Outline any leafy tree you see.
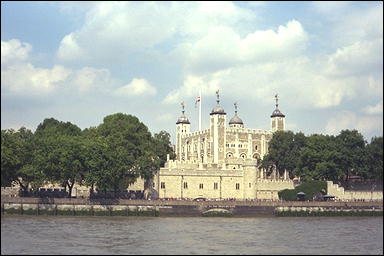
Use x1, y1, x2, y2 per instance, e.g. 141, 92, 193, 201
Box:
261, 131, 306, 177
364, 137, 383, 180
32, 118, 84, 196
34, 118, 81, 137
89, 113, 156, 192
295, 134, 343, 181
33, 135, 86, 197
153, 130, 175, 167
1, 128, 42, 191
336, 130, 366, 184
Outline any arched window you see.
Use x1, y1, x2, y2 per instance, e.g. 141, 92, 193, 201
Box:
240, 153, 246, 159
226, 152, 233, 158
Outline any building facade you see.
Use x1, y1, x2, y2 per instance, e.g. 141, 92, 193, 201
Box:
154, 92, 294, 200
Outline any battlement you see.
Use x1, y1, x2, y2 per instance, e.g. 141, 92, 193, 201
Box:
159, 167, 244, 177
226, 127, 272, 135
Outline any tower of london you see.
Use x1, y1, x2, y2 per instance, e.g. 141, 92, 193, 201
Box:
153, 92, 294, 200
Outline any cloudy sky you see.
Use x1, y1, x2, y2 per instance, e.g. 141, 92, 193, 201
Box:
1, 1, 383, 143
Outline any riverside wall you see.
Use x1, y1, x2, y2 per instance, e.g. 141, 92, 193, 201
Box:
1, 196, 383, 217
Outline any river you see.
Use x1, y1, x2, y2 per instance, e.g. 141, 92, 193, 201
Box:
1, 216, 382, 255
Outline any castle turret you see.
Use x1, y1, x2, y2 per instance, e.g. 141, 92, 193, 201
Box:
271, 94, 285, 132
229, 102, 244, 128
210, 90, 226, 164
176, 102, 190, 160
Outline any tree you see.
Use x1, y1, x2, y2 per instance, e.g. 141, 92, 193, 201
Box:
261, 131, 306, 177
32, 118, 84, 197
1, 127, 42, 191
336, 130, 366, 185
153, 131, 175, 167
364, 137, 383, 180
33, 135, 86, 197
89, 113, 156, 193
34, 118, 81, 137
295, 134, 344, 181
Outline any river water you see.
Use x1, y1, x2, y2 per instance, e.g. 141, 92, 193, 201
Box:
1, 216, 382, 255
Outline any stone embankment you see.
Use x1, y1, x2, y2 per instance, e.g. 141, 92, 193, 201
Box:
1, 196, 382, 217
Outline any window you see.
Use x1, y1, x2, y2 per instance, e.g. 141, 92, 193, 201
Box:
161, 182, 165, 189
199, 183, 204, 189
214, 182, 218, 190
240, 153, 246, 159
226, 143, 229, 147
255, 145, 258, 150
231, 144, 236, 147
236, 183, 240, 190
239, 144, 242, 148
183, 182, 188, 189
249, 183, 251, 188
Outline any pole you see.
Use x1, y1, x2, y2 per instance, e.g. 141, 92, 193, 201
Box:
199, 89, 202, 131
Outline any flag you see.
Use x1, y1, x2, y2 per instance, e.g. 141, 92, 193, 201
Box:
195, 96, 201, 108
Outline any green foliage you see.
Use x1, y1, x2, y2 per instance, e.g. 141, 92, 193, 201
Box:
260, 131, 307, 177
364, 137, 383, 180
278, 180, 326, 201
264, 129, 382, 183
1, 127, 39, 190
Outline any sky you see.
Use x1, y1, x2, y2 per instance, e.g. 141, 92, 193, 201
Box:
1, 1, 383, 143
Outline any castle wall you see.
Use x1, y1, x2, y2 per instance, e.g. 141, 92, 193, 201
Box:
327, 181, 383, 201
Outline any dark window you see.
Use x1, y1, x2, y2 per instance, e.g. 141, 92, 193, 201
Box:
236, 183, 240, 190
214, 183, 218, 190
199, 183, 204, 189
183, 182, 188, 189
161, 182, 165, 189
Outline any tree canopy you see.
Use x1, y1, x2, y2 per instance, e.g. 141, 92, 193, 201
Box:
262, 130, 382, 183
1, 113, 174, 196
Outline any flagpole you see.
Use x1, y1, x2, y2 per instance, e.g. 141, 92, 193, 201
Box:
199, 89, 202, 131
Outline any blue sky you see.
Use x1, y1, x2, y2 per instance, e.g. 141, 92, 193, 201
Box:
1, 1, 383, 143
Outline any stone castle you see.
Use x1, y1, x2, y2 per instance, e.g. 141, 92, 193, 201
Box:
153, 92, 294, 200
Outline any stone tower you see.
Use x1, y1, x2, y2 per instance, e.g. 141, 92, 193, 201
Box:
271, 94, 285, 132
229, 102, 244, 128
176, 102, 190, 160
210, 90, 226, 164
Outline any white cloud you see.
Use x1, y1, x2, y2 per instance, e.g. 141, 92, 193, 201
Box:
325, 111, 383, 137
57, 33, 86, 62
2, 39, 118, 96
71, 67, 112, 93
326, 39, 383, 77
56, 2, 256, 63
163, 55, 358, 109
179, 19, 308, 75
1, 39, 32, 67
113, 78, 157, 97
312, 2, 382, 47
362, 100, 383, 115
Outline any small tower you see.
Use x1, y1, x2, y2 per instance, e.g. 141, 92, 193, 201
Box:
271, 94, 285, 132
210, 90, 226, 164
176, 102, 190, 161
229, 102, 244, 128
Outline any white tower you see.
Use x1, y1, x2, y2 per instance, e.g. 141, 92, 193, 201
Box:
210, 90, 226, 164
271, 94, 285, 132
176, 102, 190, 161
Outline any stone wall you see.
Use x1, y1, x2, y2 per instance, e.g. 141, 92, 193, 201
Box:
327, 181, 383, 201
256, 179, 294, 191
